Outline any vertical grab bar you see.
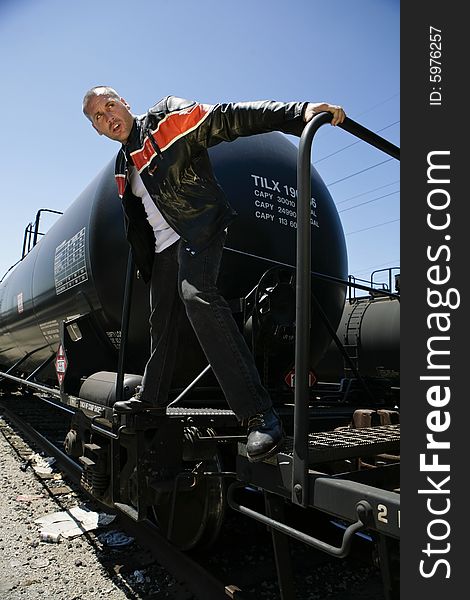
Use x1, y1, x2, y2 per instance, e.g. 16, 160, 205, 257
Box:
115, 248, 135, 403
292, 114, 400, 507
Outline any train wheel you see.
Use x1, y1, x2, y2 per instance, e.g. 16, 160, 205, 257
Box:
150, 428, 225, 551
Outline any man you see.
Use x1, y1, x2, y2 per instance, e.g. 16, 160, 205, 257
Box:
82, 87, 345, 462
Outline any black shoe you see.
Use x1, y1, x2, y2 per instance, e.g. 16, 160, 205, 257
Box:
113, 393, 154, 414
246, 408, 284, 462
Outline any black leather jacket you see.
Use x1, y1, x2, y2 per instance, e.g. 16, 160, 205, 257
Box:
115, 96, 308, 282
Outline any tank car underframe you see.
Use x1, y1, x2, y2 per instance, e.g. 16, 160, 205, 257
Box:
68, 406, 240, 551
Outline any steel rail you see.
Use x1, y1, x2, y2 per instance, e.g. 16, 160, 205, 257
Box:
0, 401, 82, 480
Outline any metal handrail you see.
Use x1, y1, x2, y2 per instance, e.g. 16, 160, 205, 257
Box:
32, 209, 63, 246
228, 482, 371, 558
371, 266, 400, 294
292, 114, 400, 507
0, 371, 61, 397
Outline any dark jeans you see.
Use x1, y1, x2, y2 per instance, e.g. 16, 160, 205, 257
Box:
140, 230, 272, 419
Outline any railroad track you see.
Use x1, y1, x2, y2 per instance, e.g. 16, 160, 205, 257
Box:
0, 391, 387, 600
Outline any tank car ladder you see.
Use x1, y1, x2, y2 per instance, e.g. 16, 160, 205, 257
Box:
342, 300, 368, 376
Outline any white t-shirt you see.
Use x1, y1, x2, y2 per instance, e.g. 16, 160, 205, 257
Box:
129, 167, 180, 253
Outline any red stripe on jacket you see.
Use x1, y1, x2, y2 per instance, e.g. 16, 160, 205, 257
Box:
115, 174, 126, 197
130, 104, 210, 172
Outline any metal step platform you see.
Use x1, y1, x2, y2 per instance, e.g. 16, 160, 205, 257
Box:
89, 406, 240, 439
283, 423, 400, 464
127, 406, 239, 429
238, 423, 400, 466
166, 406, 236, 418
236, 423, 400, 518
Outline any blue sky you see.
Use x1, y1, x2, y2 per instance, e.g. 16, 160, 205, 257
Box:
0, 0, 399, 283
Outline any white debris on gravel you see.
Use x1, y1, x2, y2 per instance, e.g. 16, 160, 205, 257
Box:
35, 505, 116, 541
28, 453, 56, 475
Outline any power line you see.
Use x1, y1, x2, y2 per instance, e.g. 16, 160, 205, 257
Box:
353, 259, 400, 277
345, 218, 400, 236
377, 120, 400, 134
338, 190, 399, 213
336, 180, 400, 205
326, 157, 394, 186
354, 93, 400, 118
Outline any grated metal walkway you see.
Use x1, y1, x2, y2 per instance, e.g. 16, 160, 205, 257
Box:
281, 424, 400, 464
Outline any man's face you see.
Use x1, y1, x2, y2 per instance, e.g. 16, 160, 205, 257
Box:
85, 93, 135, 143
